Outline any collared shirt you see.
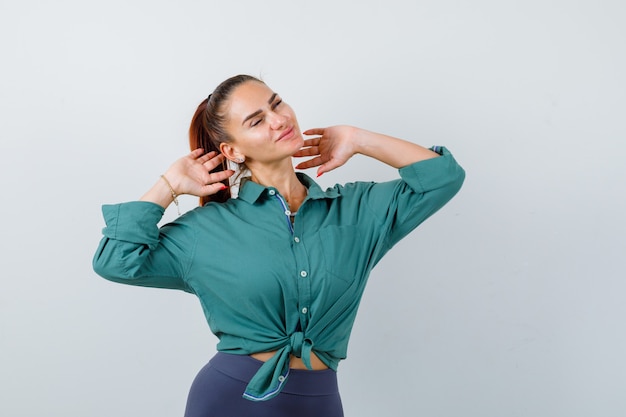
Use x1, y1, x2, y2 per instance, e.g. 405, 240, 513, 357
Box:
93, 146, 465, 401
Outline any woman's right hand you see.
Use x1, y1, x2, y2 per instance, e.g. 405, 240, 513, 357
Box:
163, 149, 234, 197
140, 149, 234, 208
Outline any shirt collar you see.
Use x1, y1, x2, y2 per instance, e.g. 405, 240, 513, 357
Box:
236, 172, 340, 204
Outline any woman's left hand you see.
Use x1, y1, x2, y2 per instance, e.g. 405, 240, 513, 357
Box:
293, 126, 359, 177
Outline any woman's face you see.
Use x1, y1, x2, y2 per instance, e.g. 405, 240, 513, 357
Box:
222, 81, 304, 165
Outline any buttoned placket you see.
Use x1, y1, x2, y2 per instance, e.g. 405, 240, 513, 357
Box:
269, 188, 312, 333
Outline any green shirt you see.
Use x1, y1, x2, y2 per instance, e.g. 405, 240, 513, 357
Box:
93, 146, 465, 401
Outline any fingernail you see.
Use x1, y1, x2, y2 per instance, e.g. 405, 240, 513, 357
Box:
220, 184, 227, 190
317, 172, 323, 178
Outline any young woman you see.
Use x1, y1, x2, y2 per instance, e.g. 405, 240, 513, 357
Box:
93, 74, 465, 417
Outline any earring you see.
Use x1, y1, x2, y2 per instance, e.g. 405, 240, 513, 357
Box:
235, 157, 245, 164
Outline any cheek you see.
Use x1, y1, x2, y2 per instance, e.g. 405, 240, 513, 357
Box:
284, 105, 298, 121
242, 132, 273, 154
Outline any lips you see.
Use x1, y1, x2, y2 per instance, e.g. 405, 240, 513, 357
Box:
277, 127, 294, 142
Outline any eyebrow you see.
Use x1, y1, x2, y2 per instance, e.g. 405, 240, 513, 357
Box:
242, 93, 278, 125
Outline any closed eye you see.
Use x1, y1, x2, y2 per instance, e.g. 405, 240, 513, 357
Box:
250, 99, 282, 127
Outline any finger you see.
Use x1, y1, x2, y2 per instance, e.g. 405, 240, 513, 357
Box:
292, 146, 319, 158
190, 148, 205, 158
208, 169, 235, 183
202, 153, 226, 171
199, 182, 229, 197
194, 168, 233, 192
295, 156, 324, 170
303, 128, 324, 136
196, 151, 217, 164
300, 137, 321, 147
317, 156, 345, 177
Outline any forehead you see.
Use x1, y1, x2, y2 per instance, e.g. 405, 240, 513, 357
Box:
225, 81, 274, 120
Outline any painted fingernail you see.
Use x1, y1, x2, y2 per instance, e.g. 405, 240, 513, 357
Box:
317, 172, 323, 178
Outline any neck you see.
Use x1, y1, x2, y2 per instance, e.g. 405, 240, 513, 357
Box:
249, 159, 308, 211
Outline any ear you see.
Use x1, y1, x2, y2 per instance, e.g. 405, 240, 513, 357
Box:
219, 142, 244, 162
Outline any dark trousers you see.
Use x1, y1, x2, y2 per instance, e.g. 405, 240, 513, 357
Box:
184, 352, 344, 417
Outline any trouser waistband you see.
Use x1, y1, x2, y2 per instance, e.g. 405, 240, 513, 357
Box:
210, 352, 339, 396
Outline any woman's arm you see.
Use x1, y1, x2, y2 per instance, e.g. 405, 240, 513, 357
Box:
93, 150, 234, 290
140, 149, 234, 208
294, 125, 465, 251
294, 125, 439, 176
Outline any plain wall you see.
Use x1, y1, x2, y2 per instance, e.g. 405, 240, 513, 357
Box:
1, 1, 625, 416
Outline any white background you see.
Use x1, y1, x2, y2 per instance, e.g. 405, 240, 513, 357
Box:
1, 1, 625, 416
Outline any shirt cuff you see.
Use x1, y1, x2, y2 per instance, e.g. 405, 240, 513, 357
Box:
398, 146, 465, 193
101, 201, 165, 247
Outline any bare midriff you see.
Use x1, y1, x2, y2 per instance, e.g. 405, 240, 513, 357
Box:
250, 350, 329, 370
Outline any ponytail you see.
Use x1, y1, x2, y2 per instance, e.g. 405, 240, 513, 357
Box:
189, 98, 231, 205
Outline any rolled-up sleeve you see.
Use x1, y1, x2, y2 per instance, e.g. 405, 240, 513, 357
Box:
361, 146, 465, 251
92, 201, 195, 292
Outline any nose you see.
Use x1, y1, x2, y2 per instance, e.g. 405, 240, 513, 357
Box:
269, 112, 287, 130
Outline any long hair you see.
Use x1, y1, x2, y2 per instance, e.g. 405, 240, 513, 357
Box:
189, 74, 263, 205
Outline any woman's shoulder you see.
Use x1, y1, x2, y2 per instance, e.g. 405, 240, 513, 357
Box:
187, 197, 242, 217
298, 172, 379, 198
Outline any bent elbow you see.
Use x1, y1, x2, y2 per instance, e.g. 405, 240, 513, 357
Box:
450, 164, 466, 195
92, 238, 129, 283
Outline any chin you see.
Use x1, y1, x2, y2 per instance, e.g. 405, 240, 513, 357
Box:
292, 137, 305, 152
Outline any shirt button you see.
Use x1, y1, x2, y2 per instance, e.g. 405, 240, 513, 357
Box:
278, 375, 286, 382
301, 307, 308, 314
294, 237, 300, 243
300, 270, 307, 278
268, 189, 276, 196
285, 210, 291, 216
